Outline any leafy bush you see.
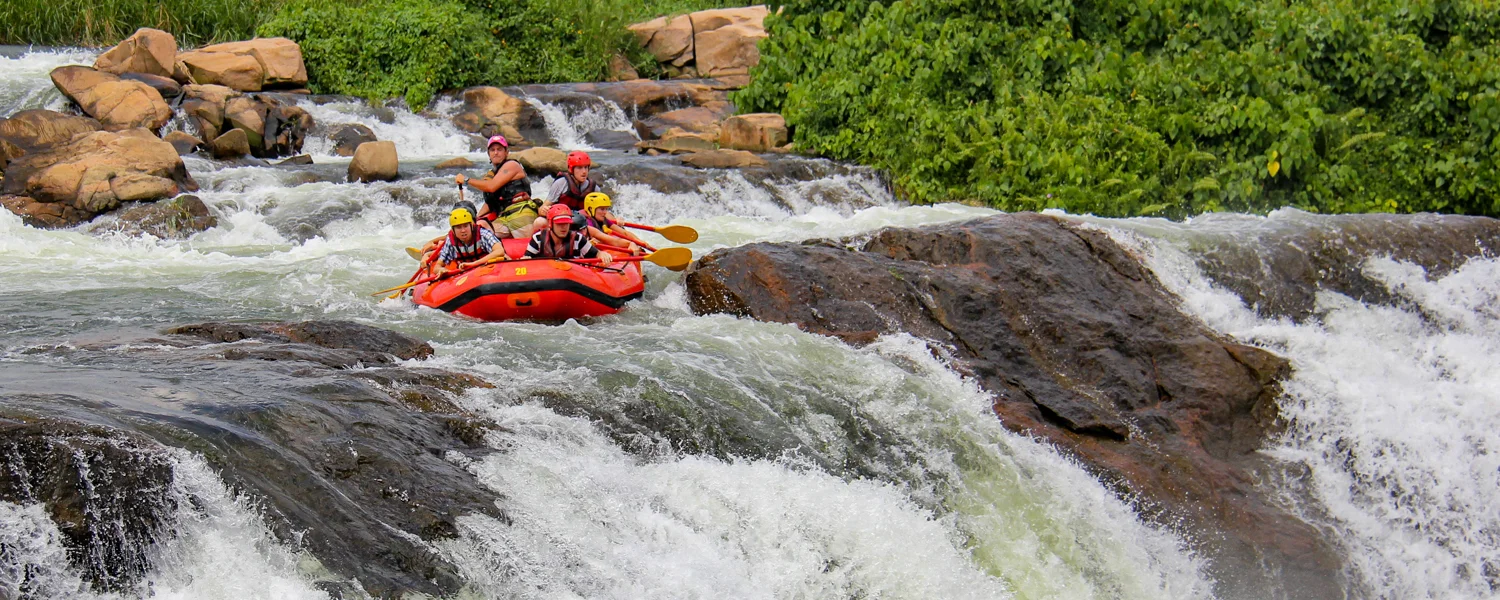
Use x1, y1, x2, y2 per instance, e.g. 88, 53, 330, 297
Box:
737, 0, 1500, 217
259, 0, 746, 110
0, 0, 281, 46
258, 0, 496, 110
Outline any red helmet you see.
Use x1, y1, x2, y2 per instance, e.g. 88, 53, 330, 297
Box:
547, 203, 574, 223
566, 151, 591, 169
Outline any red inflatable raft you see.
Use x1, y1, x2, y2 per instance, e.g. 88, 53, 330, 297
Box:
410, 238, 644, 321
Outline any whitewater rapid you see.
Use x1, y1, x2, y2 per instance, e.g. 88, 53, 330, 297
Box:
4, 47, 1498, 600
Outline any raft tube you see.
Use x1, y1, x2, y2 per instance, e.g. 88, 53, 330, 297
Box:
411, 238, 644, 321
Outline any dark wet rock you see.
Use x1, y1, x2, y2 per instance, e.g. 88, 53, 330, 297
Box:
582, 129, 639, 150
1, 321, 505, 598
683, 213, 1343, 599
276, 154, 313, 165
94, 194, 216, 238
329, 123, 376, 157
162, 130, 202, 155
638, 106, 725, 140
168, 320, 434, 362
1182, 212, 1500, 321
119, 72, 182, 100
0, 415, 176, 592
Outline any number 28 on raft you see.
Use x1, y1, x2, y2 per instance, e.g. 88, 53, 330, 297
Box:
515, 267, 528, 275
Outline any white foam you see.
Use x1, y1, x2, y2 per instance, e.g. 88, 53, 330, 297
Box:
523, 96, 636, 151
0, 48, 96, 115
1097, 217, 1500, 599
297, 99, 478, 160
0, 450, 334, 600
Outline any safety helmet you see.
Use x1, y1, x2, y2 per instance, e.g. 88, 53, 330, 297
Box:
453, 200, 477, 220
449, 208, 475, 227
547, 203, 574, 224
583, 192, 612, 216
566, 150, 591, 169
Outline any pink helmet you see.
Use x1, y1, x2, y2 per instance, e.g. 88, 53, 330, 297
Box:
487, 135, 508, 148
547, 203, 573, 223
566, 150, 591, 169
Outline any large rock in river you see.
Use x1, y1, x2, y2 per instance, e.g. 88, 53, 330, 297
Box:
0, 110, 101, 156
684, 213, 1344, 598
349, 140, 398, 183
1, 128, 198, 228
93, 27, 177, 79
49, 66, 172, 131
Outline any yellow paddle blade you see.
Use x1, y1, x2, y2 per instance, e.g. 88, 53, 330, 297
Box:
405, 247, 423, 260
652, 224, 698, 244
643, 247, 693, 272
370, 281, 420, 296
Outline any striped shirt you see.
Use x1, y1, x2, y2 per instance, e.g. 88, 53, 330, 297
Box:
524, 229, 598, 260
436, 226, 502, 264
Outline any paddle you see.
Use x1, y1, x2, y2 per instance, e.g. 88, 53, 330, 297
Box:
406, 247, 423, 260
621, 222, 698, 244
370, 248, 693, 296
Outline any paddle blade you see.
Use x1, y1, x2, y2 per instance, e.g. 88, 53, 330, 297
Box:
652, 224, 698, 244
643, 247, 693, 272
405, 247, 423, 260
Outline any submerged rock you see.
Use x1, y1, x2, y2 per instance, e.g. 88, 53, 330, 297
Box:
329, 123, 376, 157
0, 417, 177, 593
94, 194, 216, 238
2, 320, 502, 597
683, 213, 1343, 598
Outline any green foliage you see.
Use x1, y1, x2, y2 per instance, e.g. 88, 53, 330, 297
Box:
0, 0, 280, 46
259, 0, 746, 110
737, 0, 1500, 217
259, 0, 495, 110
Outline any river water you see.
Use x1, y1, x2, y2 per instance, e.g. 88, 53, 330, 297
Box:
2, 49, 1498, 600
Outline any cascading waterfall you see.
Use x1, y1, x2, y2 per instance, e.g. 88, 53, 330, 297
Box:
1092, 211, 1500, 599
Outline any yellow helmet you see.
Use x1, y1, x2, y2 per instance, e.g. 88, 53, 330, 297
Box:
583, 192, 612, 216
448, 208, 475, 227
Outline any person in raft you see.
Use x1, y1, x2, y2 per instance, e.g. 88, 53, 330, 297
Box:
525, 204, 613, 267
527, 149, 597, 233
420, 207, 508, 276
580, 192, 650, 255
456, 135, 538, 238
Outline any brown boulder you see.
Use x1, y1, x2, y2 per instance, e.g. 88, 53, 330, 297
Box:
223, 96, 267, 149
0, 110, 101, 152
511, 147, 566, 175
276, 154, 314, 166
434, 157, 474, 170
639, 106, 725, 140
210, 128, 250, 159
348, 140, 398, 183
163, 131, 203, 155
629, 15, 696, 66
690, 5, 769, 31
93, 28, 177, 78
178, 51, 264, 92
636, 129, 717, 154
1, 129, 197, 226
196, 38, 308, 87
49, 66, 172, 131
718, 113, 788, 152
680, 149, 767, 169
694, 21, 769, 77
683, 214, 1344, 598
449, 86, 538, 145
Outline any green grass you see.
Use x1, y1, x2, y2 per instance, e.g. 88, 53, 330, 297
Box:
0, 0, 284, 47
